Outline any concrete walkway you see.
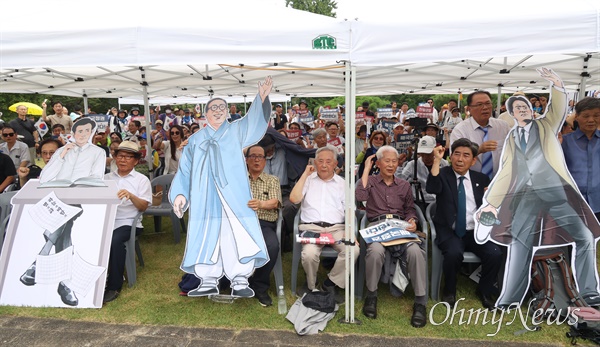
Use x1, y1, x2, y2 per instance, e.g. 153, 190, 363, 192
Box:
0, 316, 563, 346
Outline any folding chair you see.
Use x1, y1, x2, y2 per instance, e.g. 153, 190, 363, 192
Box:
290, 207, 362, 299
124, 211, 145, 287
356, 204, 428, 299
427, 202, 480, 301
145, 174, 182, 243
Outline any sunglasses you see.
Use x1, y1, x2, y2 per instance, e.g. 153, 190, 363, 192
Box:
373, 136, 385, 141
170, 131, 180, 135
2, 133, 15, 137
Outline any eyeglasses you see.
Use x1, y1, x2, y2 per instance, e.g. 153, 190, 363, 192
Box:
469, 102, 493, 109
208, 104, 227, 111
41, 151, 56, 157
247, 154, 266, 160
116, 154, 136, 160
170, 131, 180, 135
373, 136, 385, 141
2, 133, 15, 137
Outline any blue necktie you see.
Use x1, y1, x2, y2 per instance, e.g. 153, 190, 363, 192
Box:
519, 127, 527, 152
456, 176, 466, 238
480, 126, 493, 178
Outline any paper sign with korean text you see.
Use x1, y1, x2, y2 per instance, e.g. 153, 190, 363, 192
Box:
359, 219, 418, 244
377, 108, 394, 119
394, 134, 413, 155
286, 129, 303, 141
320, 109, 339, 123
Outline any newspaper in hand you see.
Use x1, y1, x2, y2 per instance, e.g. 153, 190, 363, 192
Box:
360, 219, 419, 244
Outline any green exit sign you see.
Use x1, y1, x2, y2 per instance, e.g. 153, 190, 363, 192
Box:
312, 35, 337, 50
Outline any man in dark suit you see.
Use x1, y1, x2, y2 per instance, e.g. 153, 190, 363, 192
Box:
426, 138, 503, 309
475, 68, 600, 308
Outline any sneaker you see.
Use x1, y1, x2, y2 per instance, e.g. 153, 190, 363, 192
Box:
255, 291, 273, 307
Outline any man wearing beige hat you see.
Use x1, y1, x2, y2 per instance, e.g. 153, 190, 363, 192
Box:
103, 141, 152, 303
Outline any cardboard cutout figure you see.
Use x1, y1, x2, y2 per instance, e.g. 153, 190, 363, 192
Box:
475, 68, 600, 308
0, 117, 118, 308
39, 118, 106, 187
170, 77, 273, 298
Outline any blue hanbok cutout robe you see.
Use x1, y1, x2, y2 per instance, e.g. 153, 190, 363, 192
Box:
169, 95, 271, 273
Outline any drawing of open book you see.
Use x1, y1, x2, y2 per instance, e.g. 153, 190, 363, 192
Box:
38, 177, 106, 188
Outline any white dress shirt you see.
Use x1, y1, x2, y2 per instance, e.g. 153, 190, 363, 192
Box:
300, 172, 345, 224
455, 170, 477, 230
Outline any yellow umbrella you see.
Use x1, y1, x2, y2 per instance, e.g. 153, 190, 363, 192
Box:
9, 102, 43, 116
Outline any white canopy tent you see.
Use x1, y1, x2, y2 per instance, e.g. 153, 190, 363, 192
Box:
1, 1, 599, 99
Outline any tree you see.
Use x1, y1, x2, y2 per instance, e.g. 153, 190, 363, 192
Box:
285, 0, 337, 18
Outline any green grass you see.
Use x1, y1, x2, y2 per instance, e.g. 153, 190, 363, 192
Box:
0, 216, 590, 346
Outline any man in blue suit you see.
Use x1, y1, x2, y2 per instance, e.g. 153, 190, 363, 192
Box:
426, 138, 503, 309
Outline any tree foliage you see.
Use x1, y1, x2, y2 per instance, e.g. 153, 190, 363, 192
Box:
285, 0, 337, 17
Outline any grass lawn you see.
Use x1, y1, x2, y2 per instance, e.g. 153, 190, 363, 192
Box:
0, 215, 590, 346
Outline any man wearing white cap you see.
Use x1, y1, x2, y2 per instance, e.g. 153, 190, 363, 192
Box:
397, 135, 448, 206
103, 141, 152, 303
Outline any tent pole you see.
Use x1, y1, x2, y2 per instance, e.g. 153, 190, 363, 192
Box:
578, 55, 590, 100
340, 61, 358, 325
496, 85, 502, 117
82, 91, 89, 115
142, 80, 153, 177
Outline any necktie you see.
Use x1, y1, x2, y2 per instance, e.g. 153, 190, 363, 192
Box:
456, 176, 466, 238
519, 127, 527, 152
480, 126, 493, 178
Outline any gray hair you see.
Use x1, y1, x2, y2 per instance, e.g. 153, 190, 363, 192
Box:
312, 128, 327, 138
376, 145, 398, 159
316, 144, 338, 158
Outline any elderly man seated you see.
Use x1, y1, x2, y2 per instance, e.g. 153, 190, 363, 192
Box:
245, 144, 282, 307
356, 145, 428, 328
290, 145, 359, 302
103, 141, 152, 303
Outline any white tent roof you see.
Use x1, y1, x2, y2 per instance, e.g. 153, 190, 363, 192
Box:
0, 0, 599, 98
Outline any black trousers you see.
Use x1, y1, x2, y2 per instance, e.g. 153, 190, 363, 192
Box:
249, 220, 280, 294
107, 225, 143, 291
438, 230, 503, 296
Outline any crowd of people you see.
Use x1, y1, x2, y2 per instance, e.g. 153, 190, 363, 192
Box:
0, 87, 599, 325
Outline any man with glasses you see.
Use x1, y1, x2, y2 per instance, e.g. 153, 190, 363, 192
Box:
245, 145, 282, 306
1, 125, 31, 170
170, 77, 273, 298
103, 141, 151, 303
450, 92, 510, 178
